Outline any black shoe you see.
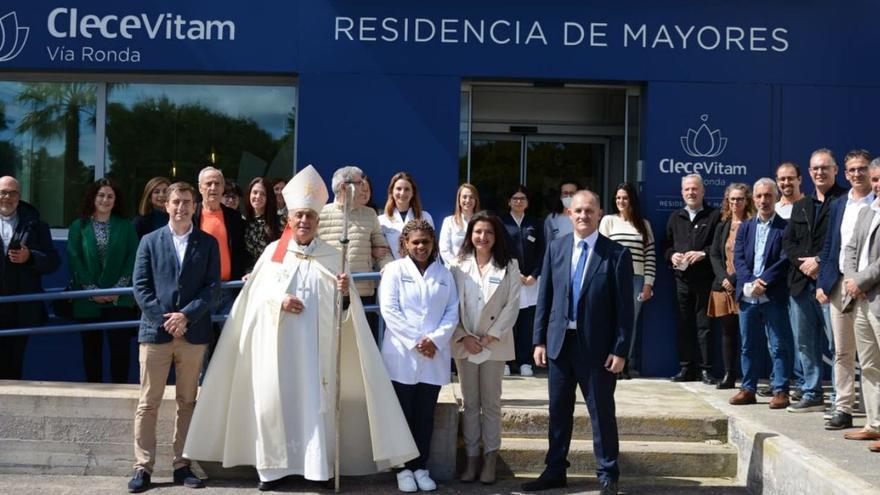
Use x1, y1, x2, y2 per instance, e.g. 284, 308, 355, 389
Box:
521, 472, 567, 491
600, 480, 619, 495
716, 371, 736, 389
700, 370, 717, 385
618, 363, 632, 380
825, 410, 854, 430
258, 477, 286, 492
128, 468, 151, 493
790, 388, 803, 401
670, 368, 697, 382
757, 385, 774, 397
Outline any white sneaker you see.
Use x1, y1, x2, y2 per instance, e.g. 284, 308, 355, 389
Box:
397, 469, 417, 493
520, 364, 534, 377
503, 365, 511, 376
413, 469, 437, 491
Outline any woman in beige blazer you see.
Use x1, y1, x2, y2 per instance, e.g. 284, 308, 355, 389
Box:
449, 211, 521, 484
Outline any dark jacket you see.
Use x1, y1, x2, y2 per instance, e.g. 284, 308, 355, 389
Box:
193, 202, 249, 280
67, 214, 139, 318
817, 192, 875, 295
133, 209, 169, 239
133, 226, 220, 345
0, 201, 60, 326
664, 204, 721, 282
781, 183, 847, 296
502, 213, 544, 279
709, 218, 737, 292
734, 215, 790, 303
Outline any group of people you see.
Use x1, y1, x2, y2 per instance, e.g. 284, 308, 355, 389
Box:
667, 149, 880, 455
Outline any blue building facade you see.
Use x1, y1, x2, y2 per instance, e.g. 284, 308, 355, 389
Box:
1, 1, 877, 380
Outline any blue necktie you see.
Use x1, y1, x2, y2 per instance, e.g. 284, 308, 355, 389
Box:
569, 240, 588, 321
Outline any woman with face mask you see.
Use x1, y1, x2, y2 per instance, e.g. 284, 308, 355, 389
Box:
543, 180, 581, 242
598, 182, 656, 379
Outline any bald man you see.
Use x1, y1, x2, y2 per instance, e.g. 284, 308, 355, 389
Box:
0, 176, 60, 379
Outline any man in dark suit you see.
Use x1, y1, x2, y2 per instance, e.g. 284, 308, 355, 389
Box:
0, 176, 60, 379
523, 190, 633, 495
817, 149, 875, 430
128, 181, 220, 493
729, 178, 793, 409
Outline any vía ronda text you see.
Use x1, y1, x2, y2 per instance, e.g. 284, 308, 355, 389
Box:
335, 17, 789, 52
47, 8, 235, 40
659, 159, 747, 176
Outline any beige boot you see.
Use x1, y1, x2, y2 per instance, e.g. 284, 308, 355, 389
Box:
479, 450, 498, 484
460, 455, 480, 482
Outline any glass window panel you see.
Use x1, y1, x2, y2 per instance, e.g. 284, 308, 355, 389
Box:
469, 135, 521, 214
105, 83, 296, 215
0, 81, 97, 228
526, 139, 605, 218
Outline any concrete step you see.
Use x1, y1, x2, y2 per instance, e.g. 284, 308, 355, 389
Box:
495, 437, 737, 478
500, 406, 728, 442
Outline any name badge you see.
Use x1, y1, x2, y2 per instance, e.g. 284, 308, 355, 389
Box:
527, 235, 536, 242
489, 276, 502, 284
438, 280, 448, 287
401, 275, 415, 283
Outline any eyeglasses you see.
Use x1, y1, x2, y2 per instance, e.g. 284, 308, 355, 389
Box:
511, 196, 528, 202
847, 166, 869, 176
728, 197, 746, 203
0, 190, 20, 198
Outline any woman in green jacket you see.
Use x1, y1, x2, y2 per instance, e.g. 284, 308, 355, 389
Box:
67, 178, 139, 383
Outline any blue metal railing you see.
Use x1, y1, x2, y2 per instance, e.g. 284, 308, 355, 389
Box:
0, 273, 384, 340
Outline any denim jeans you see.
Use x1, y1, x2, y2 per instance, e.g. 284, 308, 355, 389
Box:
790, 290, 827, 402
626, 275, 645, 369
739, 299, 794, 393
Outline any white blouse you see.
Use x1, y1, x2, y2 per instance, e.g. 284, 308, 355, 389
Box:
379, 208, 435, 259
379, 257, 459, 386
439, 215, 468, 265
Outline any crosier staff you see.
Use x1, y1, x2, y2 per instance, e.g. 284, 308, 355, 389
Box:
333, 181, 355, 493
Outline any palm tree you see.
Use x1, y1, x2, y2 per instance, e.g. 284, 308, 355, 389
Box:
15, 82, 97, 224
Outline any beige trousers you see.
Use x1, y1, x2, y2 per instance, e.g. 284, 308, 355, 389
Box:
455, 359, 505, 457
133, 338, 206, 473
830, 281, 857, 414
854, 300, 880, 431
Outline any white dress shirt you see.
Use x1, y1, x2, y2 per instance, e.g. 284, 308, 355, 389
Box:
170, 224, 194, 266
379, 208, 435, 259
839, 190, 876, 273
0, 212, 18, 256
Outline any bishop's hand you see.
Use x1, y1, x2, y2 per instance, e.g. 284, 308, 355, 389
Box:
282, 294, 305, 314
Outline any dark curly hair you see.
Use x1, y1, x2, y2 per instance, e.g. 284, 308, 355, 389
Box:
398, 218, 439, 264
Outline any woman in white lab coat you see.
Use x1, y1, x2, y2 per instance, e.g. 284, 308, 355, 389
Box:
438, 183, 480, 265
379, 218, 459, 493
379, 172, 434, 258
448, 212, 521, 484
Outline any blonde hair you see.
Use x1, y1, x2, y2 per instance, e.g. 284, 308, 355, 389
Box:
453, 183, 481, 228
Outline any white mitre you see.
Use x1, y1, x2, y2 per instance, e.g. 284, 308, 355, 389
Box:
282, 164, 329, 212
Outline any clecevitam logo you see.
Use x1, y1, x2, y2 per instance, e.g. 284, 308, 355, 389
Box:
680, 114, 727, 158
0, 11, 29, 62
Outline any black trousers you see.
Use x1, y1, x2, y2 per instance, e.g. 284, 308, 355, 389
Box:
719, 313, 740, 374
0, 334, 28, 379
545, 331, 619, 483
674, 278, 713, 370
510, 305, 536, 369
392, 381, 441, 471
79, 306, 136, 383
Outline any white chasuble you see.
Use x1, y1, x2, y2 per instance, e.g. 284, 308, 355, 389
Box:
184, 238, 418, 481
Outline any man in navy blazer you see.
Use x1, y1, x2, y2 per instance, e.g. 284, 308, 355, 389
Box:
129, 181, 220, 493
523, 190, 633, 495
729, 178, 794, 409
816, 149, 874, 430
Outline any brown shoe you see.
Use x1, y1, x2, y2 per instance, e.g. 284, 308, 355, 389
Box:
769, 392, 790, 409
869, 441, 880, 452
729, 389, 757, 405
844, 429, 880, 441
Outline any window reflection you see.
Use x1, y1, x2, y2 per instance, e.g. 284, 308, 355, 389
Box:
105, 83, 295, 215
0, 81, 96, 227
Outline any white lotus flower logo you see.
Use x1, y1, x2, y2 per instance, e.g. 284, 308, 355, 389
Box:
0, 11, 29, 62
681, 114, 727, 158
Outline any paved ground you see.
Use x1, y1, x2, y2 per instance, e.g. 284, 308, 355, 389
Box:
0, 473, 746, 494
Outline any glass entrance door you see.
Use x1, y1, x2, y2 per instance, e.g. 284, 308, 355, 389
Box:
469, 133, 607, 217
